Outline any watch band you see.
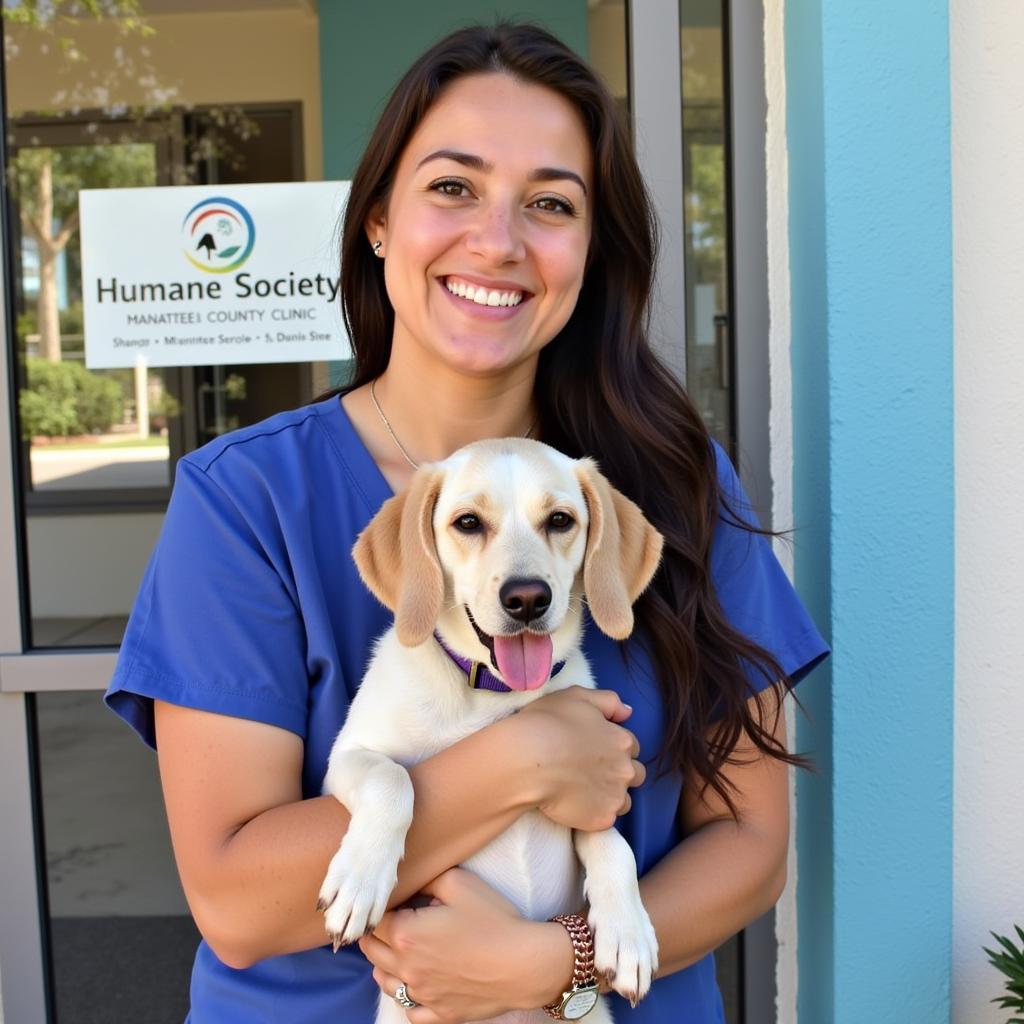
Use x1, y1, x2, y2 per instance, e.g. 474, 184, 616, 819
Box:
542, 913, 598, 1020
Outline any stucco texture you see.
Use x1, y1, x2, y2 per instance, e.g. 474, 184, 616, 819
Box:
951, 3, 1024, 1022
788, 0, 954, 1021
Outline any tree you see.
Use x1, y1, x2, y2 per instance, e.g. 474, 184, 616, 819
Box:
12, 143, 155, 361
2, 1, 150, 35
5, 1, 154, 362
4, 0, 259, 365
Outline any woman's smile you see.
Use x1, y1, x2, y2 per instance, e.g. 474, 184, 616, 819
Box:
437, 275, 530, 321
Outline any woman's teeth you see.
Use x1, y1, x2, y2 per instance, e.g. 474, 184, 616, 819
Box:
445, 278, 523, 307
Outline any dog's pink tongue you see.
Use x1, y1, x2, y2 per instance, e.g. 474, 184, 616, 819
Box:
493, 633, 554, 691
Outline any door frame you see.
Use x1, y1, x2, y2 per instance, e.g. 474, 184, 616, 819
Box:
630, 3, 778, 1023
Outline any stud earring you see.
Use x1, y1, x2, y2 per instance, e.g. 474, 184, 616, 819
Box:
372, 240, 383, 257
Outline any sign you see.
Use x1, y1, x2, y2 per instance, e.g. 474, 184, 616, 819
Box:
80, 181, 351, 368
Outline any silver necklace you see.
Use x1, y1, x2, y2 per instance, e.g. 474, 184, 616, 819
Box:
369, 378, 419, 469
368, 378, 536, 470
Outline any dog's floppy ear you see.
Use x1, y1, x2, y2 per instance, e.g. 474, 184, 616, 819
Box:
575, 459, 664, 640
352, 467, 445, 647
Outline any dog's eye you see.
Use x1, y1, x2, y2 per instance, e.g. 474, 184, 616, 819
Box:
547, 511, 575, 531
453, 513, 483, 533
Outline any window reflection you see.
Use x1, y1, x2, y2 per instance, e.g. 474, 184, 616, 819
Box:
13, 140, 169, 492
681, 0, 731, 447
588, 0, 629, 120
37, 691, 198, 1024
4, 1, 327, 648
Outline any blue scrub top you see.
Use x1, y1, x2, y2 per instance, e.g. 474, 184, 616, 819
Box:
106, 395, 829, 1023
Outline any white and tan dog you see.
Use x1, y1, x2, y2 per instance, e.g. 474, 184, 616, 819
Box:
319, 438, 663, 1023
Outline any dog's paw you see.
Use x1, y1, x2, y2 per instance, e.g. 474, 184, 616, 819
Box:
317, 828, 402, 950
588, 893, 659, 1006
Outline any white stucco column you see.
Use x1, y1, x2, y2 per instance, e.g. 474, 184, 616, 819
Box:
763, 0, 798, 1019
951, 3, 1024, 1022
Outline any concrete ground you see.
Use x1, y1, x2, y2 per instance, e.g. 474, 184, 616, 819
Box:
30, 446, 170, 491
38, 691, 194, 1023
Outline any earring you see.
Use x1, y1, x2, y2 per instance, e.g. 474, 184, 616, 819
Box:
372, 240, 383, 257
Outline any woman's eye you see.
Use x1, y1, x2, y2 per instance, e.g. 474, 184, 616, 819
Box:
547, 511, 575, 531
431, 179, 470, 198
454, 513, 482, 533
532, 196, 574, 215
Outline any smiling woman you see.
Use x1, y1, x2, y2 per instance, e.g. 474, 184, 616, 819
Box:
358, 72, 592, 394
100, 19, 828, 1024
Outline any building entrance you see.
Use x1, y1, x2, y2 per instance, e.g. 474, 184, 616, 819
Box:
0, 3, 768, 1021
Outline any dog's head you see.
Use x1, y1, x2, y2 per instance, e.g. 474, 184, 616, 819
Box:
353, 438, 664, 690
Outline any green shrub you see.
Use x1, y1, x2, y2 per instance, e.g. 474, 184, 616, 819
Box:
18, 388, 77, 438
19, 358, 124, 438
985, 925, 1024, 1023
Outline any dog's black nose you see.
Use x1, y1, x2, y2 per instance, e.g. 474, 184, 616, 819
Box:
499, 578, 552, 623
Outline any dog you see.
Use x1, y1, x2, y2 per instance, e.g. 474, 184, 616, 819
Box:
318, 437, 663, 1023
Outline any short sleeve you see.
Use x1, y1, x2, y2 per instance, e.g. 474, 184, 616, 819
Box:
105, 456, 310, 749
709, 442, 829, 694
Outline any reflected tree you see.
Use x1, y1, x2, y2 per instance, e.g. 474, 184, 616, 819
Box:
12, 144, 154, 361
4, 0, 260, 365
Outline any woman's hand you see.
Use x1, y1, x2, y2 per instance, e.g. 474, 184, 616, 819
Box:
513, 685, 646, 831
359, 868, 574, 1023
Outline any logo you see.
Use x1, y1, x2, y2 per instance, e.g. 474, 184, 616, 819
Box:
182, 196, 255, 273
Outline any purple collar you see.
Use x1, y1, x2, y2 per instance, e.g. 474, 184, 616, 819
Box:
433, 632, 566, 693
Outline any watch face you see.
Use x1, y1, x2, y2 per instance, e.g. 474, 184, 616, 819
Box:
562, 987, 599, 1020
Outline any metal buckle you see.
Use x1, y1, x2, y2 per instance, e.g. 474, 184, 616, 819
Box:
467, 661, 482, 689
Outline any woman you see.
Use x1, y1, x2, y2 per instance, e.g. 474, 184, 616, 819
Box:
106, 22, 828, 1023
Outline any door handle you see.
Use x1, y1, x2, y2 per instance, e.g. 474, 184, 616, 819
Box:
714, 313, 730, 389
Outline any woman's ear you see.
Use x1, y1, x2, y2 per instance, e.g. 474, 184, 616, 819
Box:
364, 201, 387, 254
575, 459, 664, 640
352, 467, 445, 646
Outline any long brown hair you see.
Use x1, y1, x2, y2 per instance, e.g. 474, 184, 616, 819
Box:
329, 22, 808, 814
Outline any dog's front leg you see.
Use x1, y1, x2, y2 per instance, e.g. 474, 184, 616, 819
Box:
318, 747, 414, 949
573, 828, 659, 1007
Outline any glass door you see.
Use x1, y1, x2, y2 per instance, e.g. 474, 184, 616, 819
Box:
0, 3, 329, 1020
681, 0, 732, 448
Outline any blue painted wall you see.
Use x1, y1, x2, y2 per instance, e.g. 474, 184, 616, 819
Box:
786, 1, 954, 1021
785, 1, 833, 1018
318, 3, 589, 180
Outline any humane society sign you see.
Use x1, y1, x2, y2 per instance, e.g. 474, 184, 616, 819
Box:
80, 181, 351, 368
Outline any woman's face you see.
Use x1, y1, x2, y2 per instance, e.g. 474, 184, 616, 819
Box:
370, 72, 593, 378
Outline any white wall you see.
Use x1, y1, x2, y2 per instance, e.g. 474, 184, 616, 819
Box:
951, 3, 1024, 1022
764, 1, 799, 1018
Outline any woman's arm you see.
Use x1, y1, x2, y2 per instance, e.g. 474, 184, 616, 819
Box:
636, 685, 790, 976
154, 686, 638, 970
358, 687, 791, 1021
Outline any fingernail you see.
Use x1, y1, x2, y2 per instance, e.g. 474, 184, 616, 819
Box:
623, 703, 633, 712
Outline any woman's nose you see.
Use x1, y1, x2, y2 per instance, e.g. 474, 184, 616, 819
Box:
465, 204, 526, 264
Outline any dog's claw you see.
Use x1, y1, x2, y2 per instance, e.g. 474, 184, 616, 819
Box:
588, 898, 658, 1006
316, 896, 331, 913
331, 934, 342, 954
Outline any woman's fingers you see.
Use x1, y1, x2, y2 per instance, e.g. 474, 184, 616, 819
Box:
406, 1007, 446, 1024
570, 686, 633, 723
372, 966, 401, 997
358, 931, 401, 974
515, 687, 647, 831
417, 865, 474, 903
372, 967, 442, 1023
632, 758, 646, 787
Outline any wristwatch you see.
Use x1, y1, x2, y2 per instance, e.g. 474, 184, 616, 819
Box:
542, 913, 600, 1020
